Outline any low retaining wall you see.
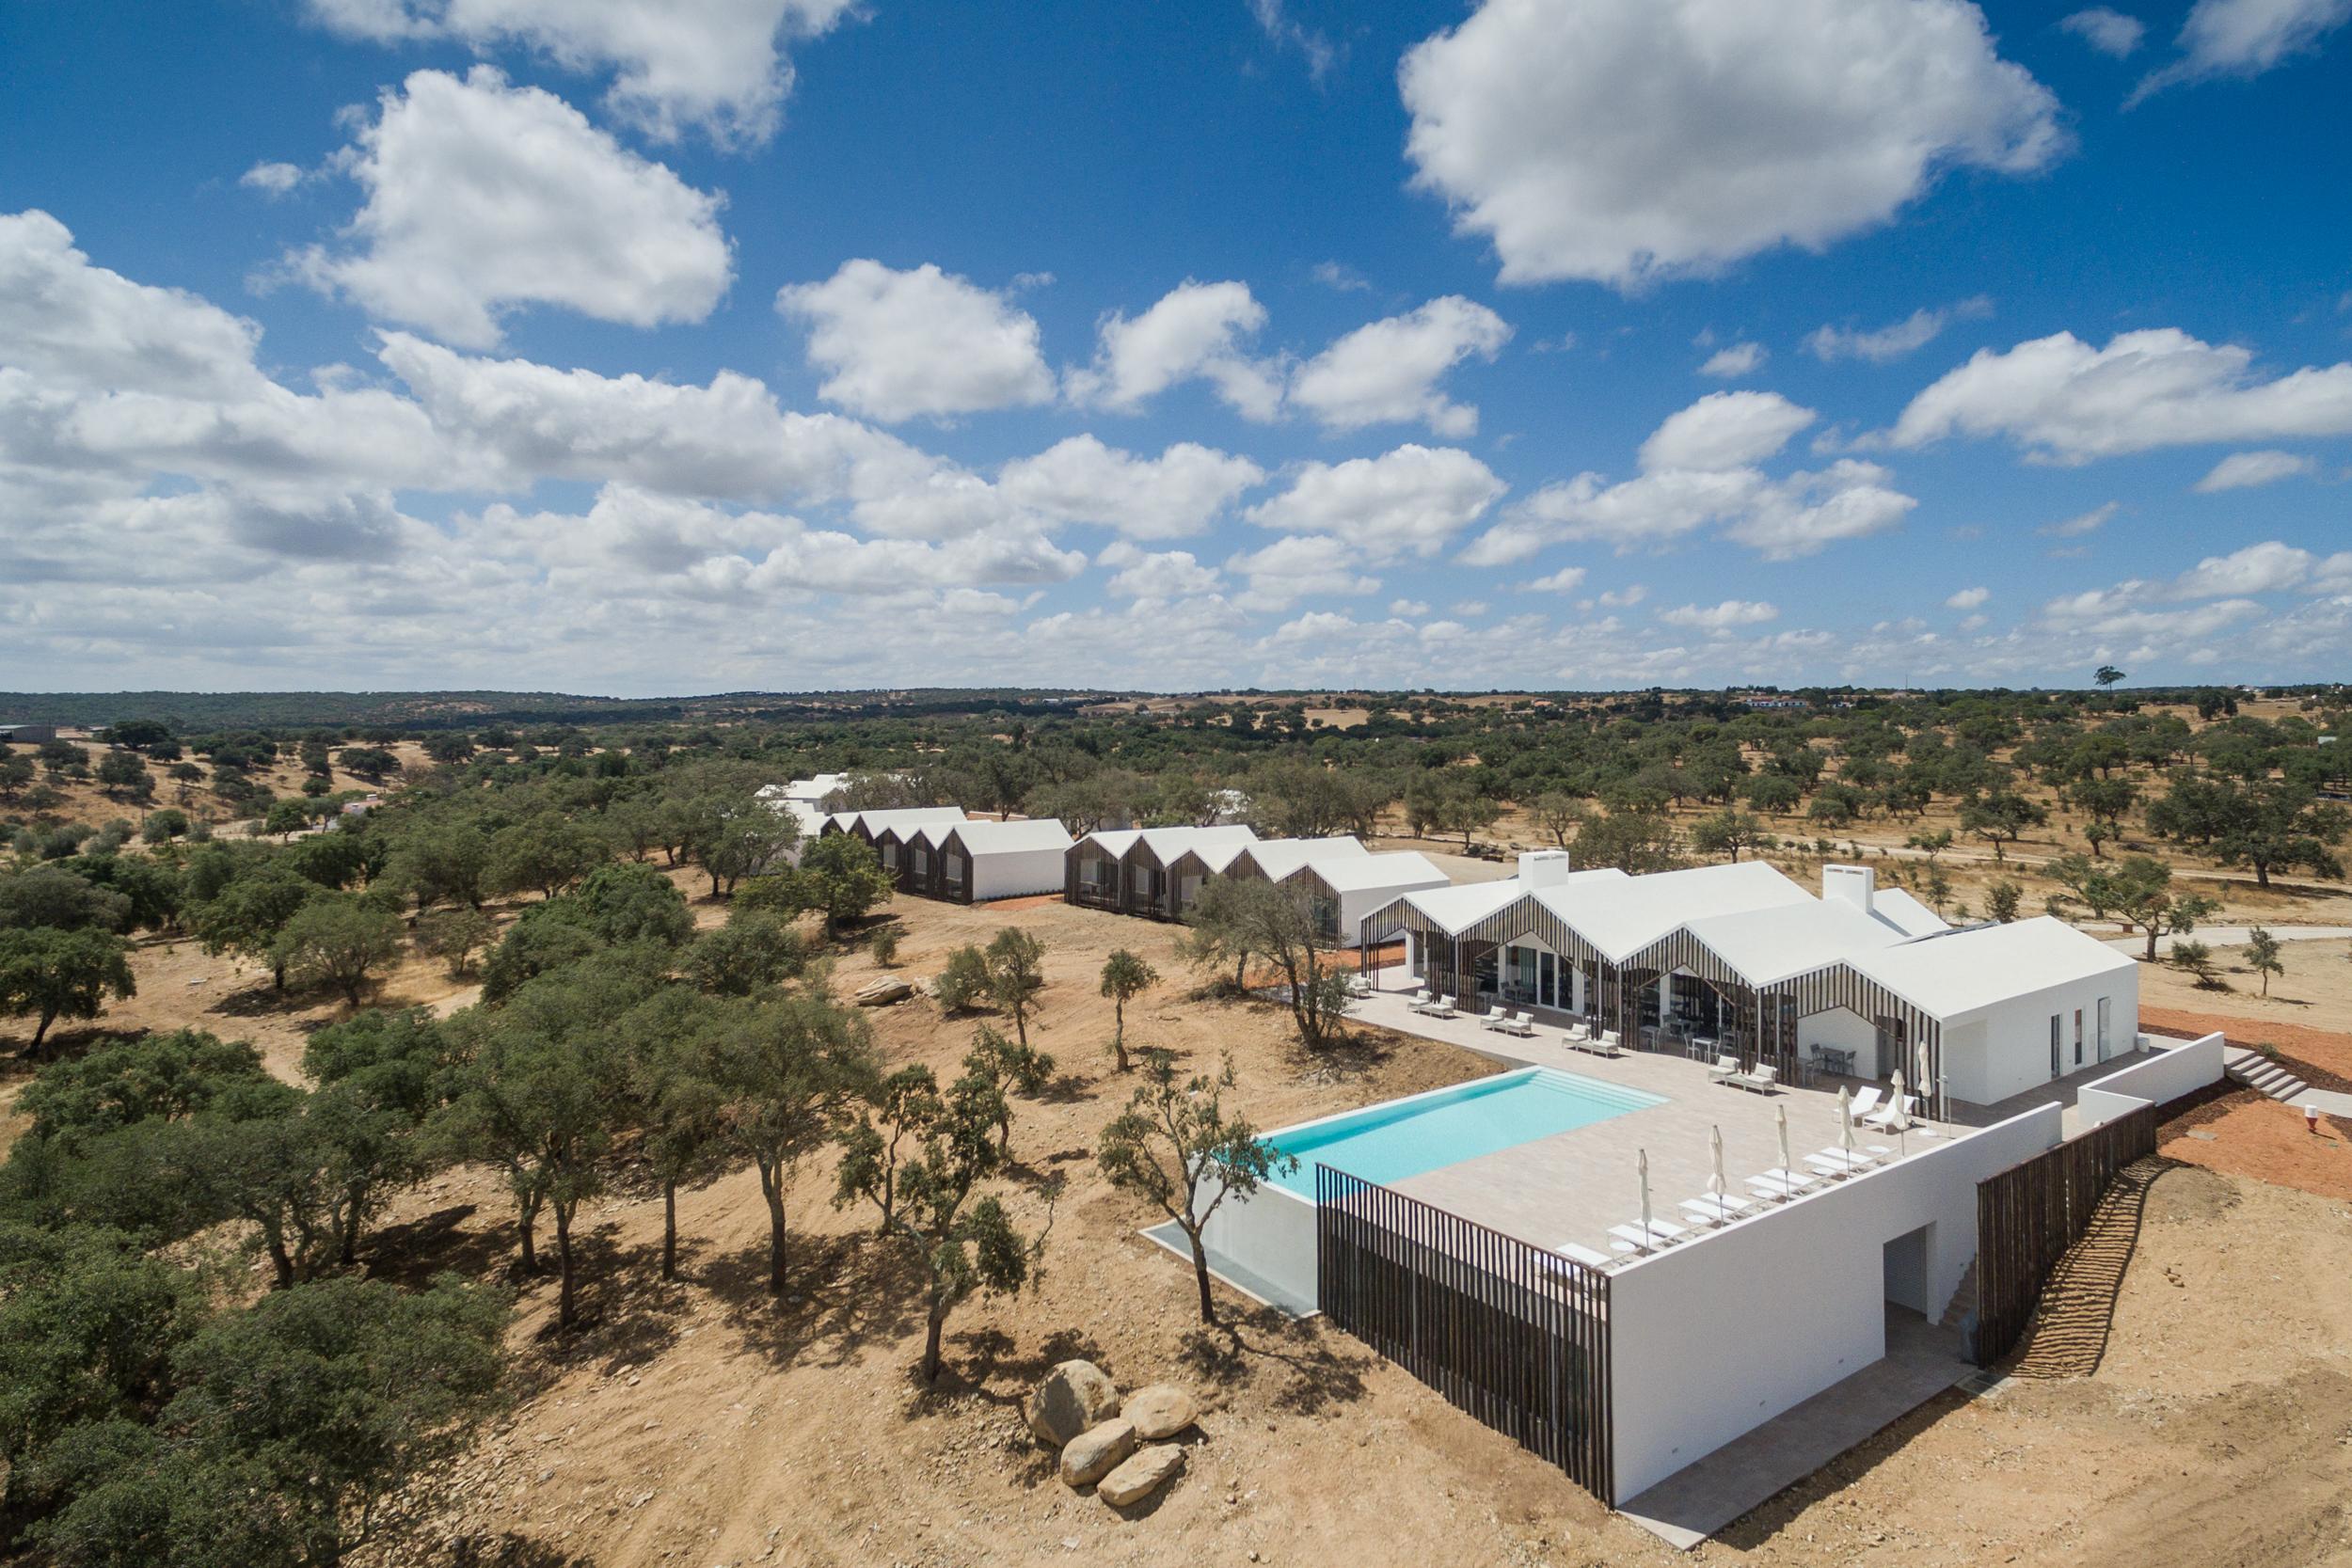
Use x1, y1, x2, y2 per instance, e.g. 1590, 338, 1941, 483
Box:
2075, 1031, 2227, 1128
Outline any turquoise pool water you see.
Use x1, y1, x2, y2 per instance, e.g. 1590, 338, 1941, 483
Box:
1266, 1069, 1663, 1196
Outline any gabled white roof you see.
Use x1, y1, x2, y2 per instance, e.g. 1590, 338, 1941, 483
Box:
1238, 835, 1371, 880
1677, 898, 1913, 987
1134, 825, 1259, 862
836, 805, 966, 836
946, 818, 1074, 855
1847, 916, 2136, 1022
1868, 887, 1948, 939
758, 772, 848, 804
1373, 866, 1626, 936
1535, 860, 1812, 962
1308, 849, 1450, 895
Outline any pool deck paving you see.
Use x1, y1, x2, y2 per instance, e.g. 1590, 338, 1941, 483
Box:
1343, 976, 1967, 1259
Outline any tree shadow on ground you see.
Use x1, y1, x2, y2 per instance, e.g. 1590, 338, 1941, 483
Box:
1178, 1307, 1375, 1418
364, 1202, 514, 1289
453, 1530, 598, 1567
209, 980, 320, 1020
2, 1022, 147, 1073
935, 1323, 1107, 1405
516, 1222, 699, 1377
701, 1227, 929, 1372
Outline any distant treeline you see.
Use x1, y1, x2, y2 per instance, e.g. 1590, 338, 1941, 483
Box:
0, 688, 1112, 730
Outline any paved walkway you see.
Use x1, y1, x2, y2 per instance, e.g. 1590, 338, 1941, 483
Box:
2100, 924, 2352, 957
1616, 1307, 1972, 1551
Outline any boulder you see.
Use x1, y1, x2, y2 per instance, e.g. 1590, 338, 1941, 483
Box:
1027, 1360, 1120, 1449
852, 977, 915, 1007
1098, 1444, 1185, 1508
1122, 1385, 1197, 1440
1057, 1418, 1136, 1488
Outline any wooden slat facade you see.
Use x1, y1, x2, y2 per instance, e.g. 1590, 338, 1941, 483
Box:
1063, 838, 1125, 911
1972, 1105, 2157, 1367
1317, 1164, 1613, 1503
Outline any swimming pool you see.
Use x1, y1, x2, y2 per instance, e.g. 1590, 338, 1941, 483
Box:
1264, 1068, 1664, 1196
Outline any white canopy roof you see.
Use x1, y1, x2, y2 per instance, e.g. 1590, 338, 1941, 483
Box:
1534, 860, 1812, 962
834, 805, 966, 836
1848, 916, 2137, 1022
1675, 897, 1914, 987
1310, 849, 1450, 895
945, 818, 1074, 855
1240, 835, 1372, 880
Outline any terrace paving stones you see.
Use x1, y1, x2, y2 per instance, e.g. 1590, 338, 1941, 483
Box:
1027, 1359, 1120, 1448
1058, 1418, 1137, 1487
1097, 1443, 1186, 1508
1122, 1385, 1198, 1440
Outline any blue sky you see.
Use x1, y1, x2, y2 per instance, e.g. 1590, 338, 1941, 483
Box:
3, 0, 2349, 695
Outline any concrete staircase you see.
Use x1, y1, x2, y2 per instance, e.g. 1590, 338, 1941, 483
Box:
1939, 1257, 1979, 1359
2224, 1045, 2311, 1104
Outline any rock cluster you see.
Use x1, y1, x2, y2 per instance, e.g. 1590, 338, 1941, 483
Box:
1025, 1359, 1198, 1511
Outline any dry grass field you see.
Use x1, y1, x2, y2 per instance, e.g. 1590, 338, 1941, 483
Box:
8, 867, 2352, 1567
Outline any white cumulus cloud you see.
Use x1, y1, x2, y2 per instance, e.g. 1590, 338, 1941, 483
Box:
1064, 279, 1282, 420
1247, 444, 1507, 559
301, 0, 859, 147
2132, 0, 2352, 103
1698, 342, 1766, 379
1659, 598, 1779, 633
777, 259, 1057, 423
287, 68, 734, 349
1804, 296, 1992, 364
2061, 8, 2147, 55
995, 435, 1263, 539
1887, 328, 2352, 462
1640, 390, 1816, 471
1289, 296, 1512, 436
2194, 449, 2320, 491
1398, 0, 2065, 287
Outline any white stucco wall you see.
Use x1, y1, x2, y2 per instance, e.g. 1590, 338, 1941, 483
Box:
1196, 1178, 1319, 1306
1801, 1006, 1878, 1068
2074, 1031, 2225, 1127
1605, 1105, 2063, 1504
968, 846, 1070, 901
1945, 969, 2139, 1107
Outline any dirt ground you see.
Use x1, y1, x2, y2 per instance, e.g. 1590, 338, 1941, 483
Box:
2137, 940, 2352, 1037
11, 884, 2352, 1566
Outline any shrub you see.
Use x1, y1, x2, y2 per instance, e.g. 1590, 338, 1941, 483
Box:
933, 944, 990, 1014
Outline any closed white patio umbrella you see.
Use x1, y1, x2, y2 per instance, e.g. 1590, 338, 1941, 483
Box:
1886, 1069, 1908, 1132
1839, 1085, 1857, 1157
1638, 1147, 1654, 1249
1708, 1124, 1727, 1202
1776, 1101, 1793, 1180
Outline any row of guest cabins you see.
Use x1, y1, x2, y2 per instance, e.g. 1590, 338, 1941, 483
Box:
764, 774, 1451, 937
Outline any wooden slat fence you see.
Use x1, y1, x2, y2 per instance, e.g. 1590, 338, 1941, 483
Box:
1315, 1165, 1613, 1502
1973, 1103, 2158, 1367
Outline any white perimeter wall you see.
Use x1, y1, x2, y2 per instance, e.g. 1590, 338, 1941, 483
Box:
1605, 1105, 2062, 1503
1197, 1177, 1319, 1305
2076, 1031, 2225, 1128
1946, 968, 2139, 1107
968, 846, 1069, 901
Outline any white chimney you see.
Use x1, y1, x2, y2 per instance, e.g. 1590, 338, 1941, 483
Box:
1518, 848, 1573, 890
1822, 863, 1875, 913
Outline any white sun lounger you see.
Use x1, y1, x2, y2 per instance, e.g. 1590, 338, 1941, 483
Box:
1679, 1194, 1754, 1226
1847, 1086, 1882, 1121
1864, 1095, 1918, 1131
1555, 1242, 1615, 1270
1728, 1063, 1780, 1094
1744, 1168, 1820, 1200
1706, 1053, 1743, 1085
1568, 1033, 1622, 1058
1608, 1219, 1687, 1252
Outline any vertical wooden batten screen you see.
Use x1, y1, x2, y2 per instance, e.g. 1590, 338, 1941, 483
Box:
1972, 1104, 2157, 1366
1315, 1164, 1613, 1503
